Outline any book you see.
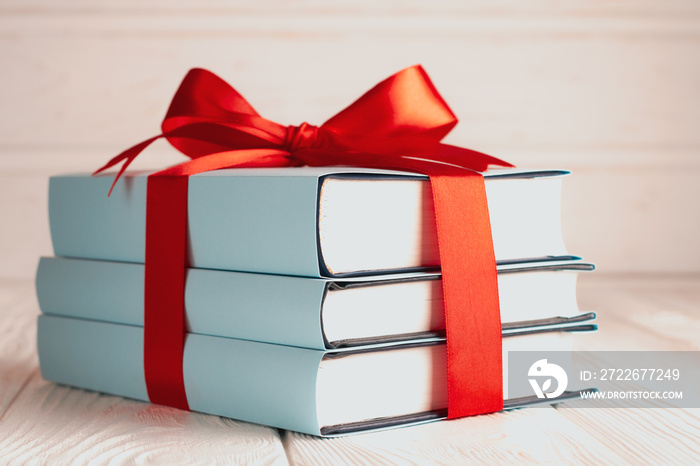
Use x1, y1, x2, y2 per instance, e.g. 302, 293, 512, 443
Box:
36, 256, 595, 350
37, 314, 593, 437
48, 167, 572, 277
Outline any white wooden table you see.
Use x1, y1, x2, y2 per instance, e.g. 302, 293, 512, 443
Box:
1, 274, 698, 464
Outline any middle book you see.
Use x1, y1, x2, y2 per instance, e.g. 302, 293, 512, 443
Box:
36, 256, 595, 350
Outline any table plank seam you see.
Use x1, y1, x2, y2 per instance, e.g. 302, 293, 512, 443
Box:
0, 367, 39, 423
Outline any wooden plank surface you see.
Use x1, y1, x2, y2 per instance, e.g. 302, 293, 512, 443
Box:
1, 274, 699, 463
0, 281, 290, 465
284, 407, 627, 465
0, 280, 38, 418
1, 12, 697, 153
575, 274, 700, 351
551, 273, 700, 465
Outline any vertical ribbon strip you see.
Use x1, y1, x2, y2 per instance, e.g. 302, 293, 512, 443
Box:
96, 66, 511, 419
431, 170, 503, 417
144, 174, 190, 410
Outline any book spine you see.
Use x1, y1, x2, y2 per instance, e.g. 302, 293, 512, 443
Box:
36, 257, 330, 350
49, 172, 324, 277
37, 315, 326, 436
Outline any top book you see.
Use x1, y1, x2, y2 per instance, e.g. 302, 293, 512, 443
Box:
49, 167, 571, 278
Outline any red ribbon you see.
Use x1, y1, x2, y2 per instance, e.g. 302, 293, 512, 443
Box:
96, 65, 511, 419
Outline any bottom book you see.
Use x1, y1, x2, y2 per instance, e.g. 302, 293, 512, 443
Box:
38, 315, 594, 437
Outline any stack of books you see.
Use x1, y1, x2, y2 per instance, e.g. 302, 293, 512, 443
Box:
36, 166, 596, 436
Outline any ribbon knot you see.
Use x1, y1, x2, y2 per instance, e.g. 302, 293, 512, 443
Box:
284, 122, 320, 153
95, 65, 510, 422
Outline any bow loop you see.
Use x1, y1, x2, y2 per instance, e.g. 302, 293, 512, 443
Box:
162, 69, 286, 160
164, 68, 260, 124
322, 65, 458, 141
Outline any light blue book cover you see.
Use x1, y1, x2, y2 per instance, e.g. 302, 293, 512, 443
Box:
36, 256, 595, 350
37, 315, 590, 437
48, 167, 571, 278
37, 315, 325, 435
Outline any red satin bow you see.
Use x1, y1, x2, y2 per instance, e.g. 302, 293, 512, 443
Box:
96, 65, 511, 420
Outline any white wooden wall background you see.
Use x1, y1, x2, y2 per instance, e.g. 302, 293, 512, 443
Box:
1, 0, 699, 278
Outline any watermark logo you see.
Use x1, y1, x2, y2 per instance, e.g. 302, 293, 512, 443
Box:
528, 359, 568, 399
509, 351, 698, 408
